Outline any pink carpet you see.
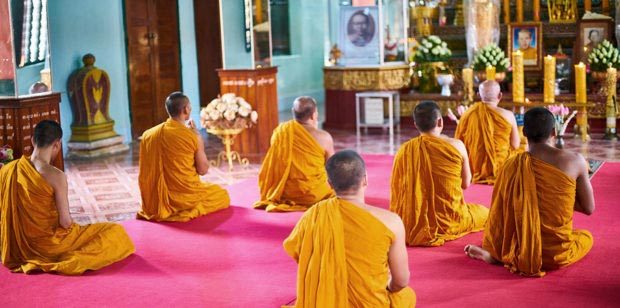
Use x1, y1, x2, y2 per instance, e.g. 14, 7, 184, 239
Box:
0, 155, 618, 307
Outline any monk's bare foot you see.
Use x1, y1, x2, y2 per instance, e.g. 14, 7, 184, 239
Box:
464, 244, 496, 264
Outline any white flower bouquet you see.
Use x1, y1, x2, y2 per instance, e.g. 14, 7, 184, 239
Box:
200, 93, 258, 130
472, 44, 510, 72
587, 40, 620, 72
412, 35, 452, 63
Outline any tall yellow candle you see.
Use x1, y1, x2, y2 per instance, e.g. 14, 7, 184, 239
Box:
606, 66, 617, 105
575, 62, 586, 103
584, 0, 591, 12
544, 55, 556, 103
503, 0, 510, 24
516, 0, 523, 22
512, 50, 524, 103
486, 65, 496, 82
462, 68, 474, 102
533, 0, 540, 22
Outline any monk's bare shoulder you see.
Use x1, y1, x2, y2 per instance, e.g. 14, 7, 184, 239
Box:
36, 163, 67, 189
366, 205, 405, 235
496, 107, 517, 125
440, 135, 468, 158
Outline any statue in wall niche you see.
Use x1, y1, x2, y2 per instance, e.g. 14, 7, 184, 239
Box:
66, 53, 128, 158
68, 54, 113, 127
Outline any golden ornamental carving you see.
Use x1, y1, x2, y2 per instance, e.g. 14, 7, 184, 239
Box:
323, 66, 410, 91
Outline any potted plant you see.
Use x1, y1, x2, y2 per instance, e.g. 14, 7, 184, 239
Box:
472, 43, 511, 82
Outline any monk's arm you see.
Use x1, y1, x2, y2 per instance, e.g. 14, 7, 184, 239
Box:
319, 130, 335, 161
452, 139, 472, 189
50, 170, 73, 229
189, 119, 209, 175
387, 215, 410, 293
508, 115, 521, 150
574, 156, 595, 215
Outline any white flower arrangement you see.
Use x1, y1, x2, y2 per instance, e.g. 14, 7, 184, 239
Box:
412, 35, 452, 63
472, 44, 510, 72
587, 40, 620, 72
200, 93, 258, 130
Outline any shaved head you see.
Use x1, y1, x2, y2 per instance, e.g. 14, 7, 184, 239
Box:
325, 150, 366, 194
479, 80, 501, 102
165, 91, 189, 117
292, 96, 317, 121
523, 107, 555, 143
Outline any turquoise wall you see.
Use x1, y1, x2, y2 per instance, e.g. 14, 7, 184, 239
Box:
272, 0, 327, 109
221, 0, 253, 69
48, 0, 200, 152
48, 0, 132, 151
220, 0, 327, 110
178, 0, 202, 124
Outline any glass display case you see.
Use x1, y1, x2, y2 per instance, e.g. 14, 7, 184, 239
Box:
327, 0, 409, 66
0, 0, 53, 97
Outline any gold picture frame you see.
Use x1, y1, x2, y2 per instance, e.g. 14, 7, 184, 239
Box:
574, 19, 614, 66
507, 22, 543, 72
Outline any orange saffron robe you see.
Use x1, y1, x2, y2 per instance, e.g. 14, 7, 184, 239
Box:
0, 157, 135, 275
482, 153, 593, 277
283, 197, 416, 308
137, 119, 230, 222
390, 136, 489, 246
455, 102, 515, 184
254, 121, 334, 212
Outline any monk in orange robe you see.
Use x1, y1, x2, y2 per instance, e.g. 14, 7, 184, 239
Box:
391, 102, 488, 247
284, 150, 415, 307
254, 96, 335, 212
465, 108, 595, 277
0, 120, 134, 275
455, 80, 520, 184
138, 92, 230, 222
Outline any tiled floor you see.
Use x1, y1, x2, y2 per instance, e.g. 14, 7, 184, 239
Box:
65, 110, 620, 224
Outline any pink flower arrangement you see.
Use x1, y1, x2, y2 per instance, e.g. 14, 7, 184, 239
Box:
446, 105, 469, 124
547, 104, 577, 136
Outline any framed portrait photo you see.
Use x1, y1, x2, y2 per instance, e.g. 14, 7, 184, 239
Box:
507, 22, 543, 71
575, 19, 614, 66
338, 6, 380, 66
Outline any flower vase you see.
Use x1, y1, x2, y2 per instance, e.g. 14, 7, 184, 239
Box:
206, 128, 250, 171
555, 135, 564, 149
416, 62, 445, 93
436, 74, 454, 96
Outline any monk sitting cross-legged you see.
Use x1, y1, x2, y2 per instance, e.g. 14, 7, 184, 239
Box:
284, 150, 416, 307
465, 107, 595, 277
455, 80, 520, 184
137, 91, 230, 222
391, 101, 488, 247
0, 120, 135, 275
254, 96, 335, 212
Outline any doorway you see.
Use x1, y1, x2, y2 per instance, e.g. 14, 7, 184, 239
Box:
124, 0, 181, 138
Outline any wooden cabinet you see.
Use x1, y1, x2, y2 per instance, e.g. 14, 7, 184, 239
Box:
0, 92, 63, 170
217, 67, 279, 162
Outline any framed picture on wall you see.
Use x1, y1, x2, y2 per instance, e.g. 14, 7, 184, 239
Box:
507, 22, 543, 71
338, 6, 380, 66
574, 19, 614, 66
